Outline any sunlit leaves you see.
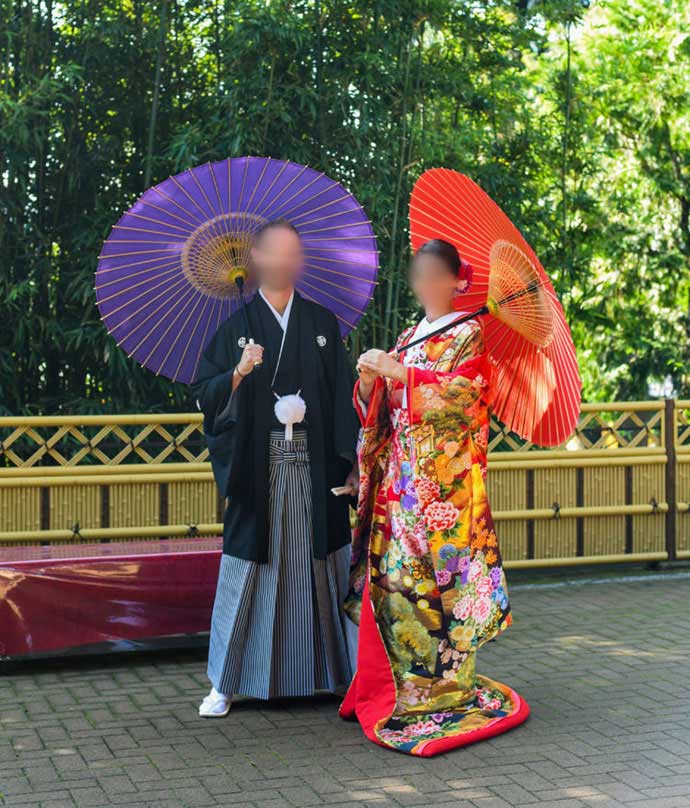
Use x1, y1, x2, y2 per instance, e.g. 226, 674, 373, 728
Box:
1, 0, 688, 412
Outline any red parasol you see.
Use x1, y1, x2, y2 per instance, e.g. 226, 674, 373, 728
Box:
409, 168, 581, 447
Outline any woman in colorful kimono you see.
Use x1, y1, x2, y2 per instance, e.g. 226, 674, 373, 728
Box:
340, 239, 529, 756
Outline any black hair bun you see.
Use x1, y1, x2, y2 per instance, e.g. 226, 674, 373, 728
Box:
415, 239, 473, 293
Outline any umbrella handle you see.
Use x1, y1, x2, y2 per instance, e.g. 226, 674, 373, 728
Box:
248, 337, 260, 368
234, 276, 261, 369
396, 280, 543, 356
234, 276, 252, 335
396, 304, 489, 355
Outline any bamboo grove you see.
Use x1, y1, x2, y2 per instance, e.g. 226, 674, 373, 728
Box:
1, 0, 689, 415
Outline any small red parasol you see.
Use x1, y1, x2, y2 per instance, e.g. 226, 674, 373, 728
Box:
409, 168, 581, 447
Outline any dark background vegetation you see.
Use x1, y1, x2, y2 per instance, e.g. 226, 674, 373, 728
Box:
2, 0, 689, 415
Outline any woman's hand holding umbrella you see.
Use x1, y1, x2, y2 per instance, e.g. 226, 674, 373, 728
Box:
356, 348, 406, 405
358, 349, 406, 382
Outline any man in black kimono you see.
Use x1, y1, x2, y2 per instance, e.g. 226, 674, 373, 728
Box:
192, 218, 360, 717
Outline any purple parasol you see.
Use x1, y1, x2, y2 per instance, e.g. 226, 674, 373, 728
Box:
96, 156, 379, 384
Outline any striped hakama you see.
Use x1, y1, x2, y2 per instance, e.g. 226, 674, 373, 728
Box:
207, 429, 355, 699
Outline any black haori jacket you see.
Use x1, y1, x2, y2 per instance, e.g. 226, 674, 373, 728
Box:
191, 292, 359, 563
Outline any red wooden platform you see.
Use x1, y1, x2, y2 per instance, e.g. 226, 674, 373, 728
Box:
0, 538, 222, 659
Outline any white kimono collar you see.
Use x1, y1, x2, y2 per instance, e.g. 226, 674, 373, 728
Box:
258, 288, 294, 332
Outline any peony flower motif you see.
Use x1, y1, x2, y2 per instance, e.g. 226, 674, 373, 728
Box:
408, 720, 438, 736
435, 568, 452, 587
391, 514, 406, 539
468, 559, 484, 582
413, 519, 427, 541
476, 689, 502, 711
379, 729, 408, 742
431, 712, 453, 723
452, 594, 473, 621
475, 576, 492, 597
472, 595, 492, 625
416, 477, 441, 510
400, 529, 428, 559
424, 501, 460, 532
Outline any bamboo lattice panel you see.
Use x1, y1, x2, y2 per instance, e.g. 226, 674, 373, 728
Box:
0, 403, 676, 563
0, 417, 208, 468
488, 403, 664, 453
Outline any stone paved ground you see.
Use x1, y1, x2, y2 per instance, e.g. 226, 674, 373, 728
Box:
2, 568, 690, 808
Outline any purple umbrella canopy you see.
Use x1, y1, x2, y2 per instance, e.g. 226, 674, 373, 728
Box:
96, 156, 379, 384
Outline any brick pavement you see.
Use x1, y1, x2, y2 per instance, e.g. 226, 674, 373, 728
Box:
2, 569, 690, 808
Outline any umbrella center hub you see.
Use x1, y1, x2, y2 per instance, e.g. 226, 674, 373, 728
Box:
181, 212, 266, 298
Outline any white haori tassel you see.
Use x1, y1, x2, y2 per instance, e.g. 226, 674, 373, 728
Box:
274, 391, 306, 441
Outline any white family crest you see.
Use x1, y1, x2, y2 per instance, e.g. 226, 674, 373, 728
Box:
238, 337, 247, 348
316, 335, 327, 347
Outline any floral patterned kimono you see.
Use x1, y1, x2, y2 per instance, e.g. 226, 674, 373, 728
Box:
340, 316, 529, 756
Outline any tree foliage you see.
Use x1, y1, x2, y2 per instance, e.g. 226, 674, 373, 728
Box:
1, 0, 689, 414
